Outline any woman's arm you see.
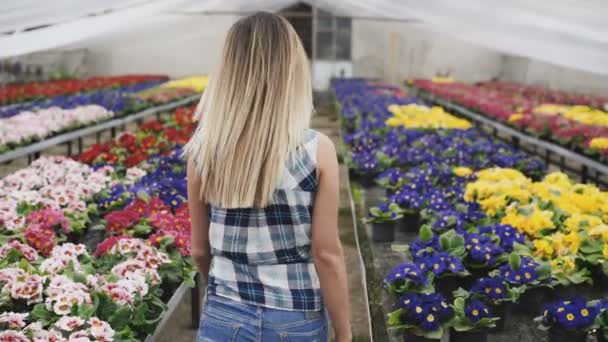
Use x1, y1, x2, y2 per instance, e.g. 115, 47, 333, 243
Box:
312, 134, 352, 341
187, 157, 212, 279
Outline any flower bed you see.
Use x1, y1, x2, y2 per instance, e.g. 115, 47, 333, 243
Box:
0, 75, 168, 107
336, 78, 608, 341
0, 106, 114, 153
0, 80, 162, 119
411, 79, 608, 164
76, 106, 196, 168
0, 104, 197, 340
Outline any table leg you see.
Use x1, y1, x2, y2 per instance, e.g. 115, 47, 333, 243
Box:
191, 273, 201, 329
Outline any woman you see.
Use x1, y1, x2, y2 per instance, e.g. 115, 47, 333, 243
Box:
184, 12, 351, 342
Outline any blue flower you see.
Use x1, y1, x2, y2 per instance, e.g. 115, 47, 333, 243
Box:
499, 257, 539, 285
398, 293, 421, 311
390, 190, 423, 210
431, 210, 465, 232
465, 299, 492, 323
410, 235, 441, 257
542, 298, 599, 330
385, 263, 427, 286
413, 252, 464, 276
419, 310, 441, 331
470, 277, 508, 302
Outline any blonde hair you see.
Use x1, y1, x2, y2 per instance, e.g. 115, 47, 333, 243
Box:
184, 12, 313, 208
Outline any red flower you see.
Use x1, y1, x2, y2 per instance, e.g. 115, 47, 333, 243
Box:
140, 120, 163, 132
103, 153, 119, 164
104, 210, 141, 233
125, 198, 148, 218
95, 235, 129, 257
141, 135, 157, 149
25, 224, 56, 256
147, 197, 170, 215
118, 133, 137, 149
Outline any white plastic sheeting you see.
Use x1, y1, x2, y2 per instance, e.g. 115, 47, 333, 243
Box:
0, 0, 188, 58
0, 0, 607, 74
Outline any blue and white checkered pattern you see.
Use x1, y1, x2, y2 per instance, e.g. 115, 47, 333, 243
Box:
207, 129, 322, 311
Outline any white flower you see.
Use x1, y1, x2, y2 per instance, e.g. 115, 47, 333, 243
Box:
0, 330, 29, 342
55, 316, 85, 332
89, 318, 115, 341
69, 330, 92, 342
0, 312, 28, 329
53, 300, 72, 316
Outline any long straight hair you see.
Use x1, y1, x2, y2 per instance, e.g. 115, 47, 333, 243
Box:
184, 12, 313, 208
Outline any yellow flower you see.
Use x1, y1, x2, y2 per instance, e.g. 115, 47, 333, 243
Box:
431, 77, 455, 83
384, 104, 472, 130
533, 239, 554, 258
564, 214, 603, 233
161, 75, 209, 92
563, 232, 581, 254
453, 166, 473, 177
480, 196, 507, 217
589, 138, 608, 150
508, 113, 524, 123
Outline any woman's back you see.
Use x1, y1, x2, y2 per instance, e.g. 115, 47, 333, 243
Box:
185, 11, 351, 342
207, 129, 322, 311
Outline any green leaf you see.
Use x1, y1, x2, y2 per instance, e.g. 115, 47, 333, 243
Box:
109, 306, 133, 330
423, 326, 444, 339
31, 304, 54, 325
440, 234, 450, 251
369, 207, 382, 217
387, 309, 404, 326
509, 253, 521, 270
453, 297, 465, 314
420, 225, 433, 243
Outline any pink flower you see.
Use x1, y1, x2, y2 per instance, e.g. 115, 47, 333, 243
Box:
68, 330, 92, 342
55, 316, 85, 332
0, 240, 39, 262
0, 312, 28, 329
0, 330, 29, 342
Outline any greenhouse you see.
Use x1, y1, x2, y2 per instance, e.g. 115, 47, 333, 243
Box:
1, 1, 607, 341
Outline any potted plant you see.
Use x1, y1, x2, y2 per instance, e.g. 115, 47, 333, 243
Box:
449, 297, 499, 342
346, 150, 390, 188
535, 298, 600, 342
364, 202, 403, 242
390, 189, 423, 233
594, 299, 608, 342
387, 292, 453, 341
457, 275, 520, 332
385, 263, 434, 296
375, 168, 405, 198
492, 253, 552, 314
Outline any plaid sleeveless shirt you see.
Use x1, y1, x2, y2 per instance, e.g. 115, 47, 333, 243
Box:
207, 129, 322, 311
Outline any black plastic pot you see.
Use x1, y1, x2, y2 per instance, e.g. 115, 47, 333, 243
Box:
399, 212, 420, 233
403, 332, 435, 342
509, 287, 549, 315
597, 331, 607, 342
547, 328, 587, 342
365, 185, 386, 204
349, 171, 377, 188
372, 221, 396, 242
435, 276, 465, 301
450, 330, 488, 342
490, 303, 509, 332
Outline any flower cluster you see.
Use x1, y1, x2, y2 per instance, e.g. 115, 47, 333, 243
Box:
0, 105, 113, 148
0, 156, 112, 231
394, 292, 453, 331
412, 79, 608, 164
539, 298, 599, 330
0, 240, 39, 262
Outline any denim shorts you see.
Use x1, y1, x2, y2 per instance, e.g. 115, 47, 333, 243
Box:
197, 295, 328, 342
